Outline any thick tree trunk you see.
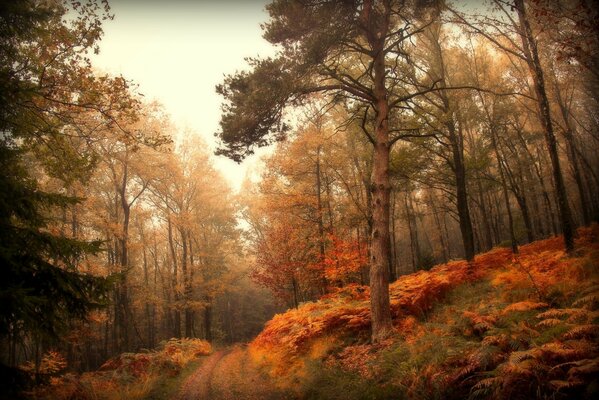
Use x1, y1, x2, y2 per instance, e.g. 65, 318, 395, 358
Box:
370, 137, 392, 341
533, 149, 558, 236
365, 2, 392, 341
181, 230, 193, 338
515, 0, 575, 252
291, 276, 299, 309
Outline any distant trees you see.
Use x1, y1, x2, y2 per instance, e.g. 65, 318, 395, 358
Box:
228, 0, 598, 342
0, 0, 277, 384
1, 0, 597, 387
0, 0, 133, 386
217, 0, 448, 341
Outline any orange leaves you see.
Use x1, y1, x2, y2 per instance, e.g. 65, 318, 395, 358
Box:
321, 234, 367, 283
253, 223, 317, 302
322, 283, 369, 301
326, 344, 377, 378
252, 232, 517, 363
253, 226, 368, 305
462, 311, 497, 336
250, 226, 599, 397
99, 338, 211, 378
20, 351, 67, 375
36, 338, 212, 399
490, 227, 599, 300
502, 301, 548, 314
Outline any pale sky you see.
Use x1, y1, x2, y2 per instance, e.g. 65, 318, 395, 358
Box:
93, 0, 276, 191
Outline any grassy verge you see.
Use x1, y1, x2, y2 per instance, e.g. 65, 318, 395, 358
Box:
143, 357, 204, 400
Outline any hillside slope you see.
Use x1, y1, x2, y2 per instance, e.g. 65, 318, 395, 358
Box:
250, 226, 599, 399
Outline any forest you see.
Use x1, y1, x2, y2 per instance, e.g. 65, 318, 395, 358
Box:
1, 0, 598, 399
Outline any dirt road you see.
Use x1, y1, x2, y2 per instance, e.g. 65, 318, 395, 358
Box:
178, 348, 231, 400
177, 345, 294, 400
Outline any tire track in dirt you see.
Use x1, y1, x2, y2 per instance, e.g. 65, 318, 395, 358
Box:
178, 348, 231, 400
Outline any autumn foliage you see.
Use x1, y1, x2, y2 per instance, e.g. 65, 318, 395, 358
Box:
26, 338, 211, 400
250, 226, 599, 398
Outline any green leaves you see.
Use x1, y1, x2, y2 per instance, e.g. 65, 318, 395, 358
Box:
0, 143, 111, 340
216, 57, 295, 162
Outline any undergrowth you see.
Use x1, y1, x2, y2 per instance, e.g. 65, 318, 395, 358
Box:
251, 225, 599, 399
25, 338, 211, 400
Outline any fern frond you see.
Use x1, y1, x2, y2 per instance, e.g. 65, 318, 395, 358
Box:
469, 376, 500, 400
502, 301, 548, 314
572, 293, 599, 309
578, 284, 599, 296
567, 357, 599, 379
537, 318, 563, 328
536, 308, 590, 323
561, 324, 599, 340
549, 379, 582, 391
509, 350, 534, 364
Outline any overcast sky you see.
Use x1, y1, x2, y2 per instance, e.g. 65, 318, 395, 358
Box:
93, 0, 275, 191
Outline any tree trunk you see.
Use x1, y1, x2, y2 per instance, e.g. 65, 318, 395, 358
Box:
554, 79, 591, 226
315, 145, 328, 294
140, 225, 151, 348
167, 215, 181, 338
118, 181, 131, 352
368, 22, 393, 340
203, 302, 212, 342
476, 173, 493, 251
491, 128, 518, 254
427, 21, 476, 261
181, 229, 193, 338
390, 191, 399, 278
405, 190, 420, 272
450, 124, 475, 261
515, 0, 575, 252
358, 2, 393, 341
188, 238, 196, 338
429, 190, 449, 262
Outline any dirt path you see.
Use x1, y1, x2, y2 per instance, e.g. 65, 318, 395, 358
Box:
178, 345, 294, 400
178, 348, 231, 400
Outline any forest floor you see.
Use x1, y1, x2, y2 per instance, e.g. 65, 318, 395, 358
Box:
25, 227, 599, 399
178, 344, 293, 400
